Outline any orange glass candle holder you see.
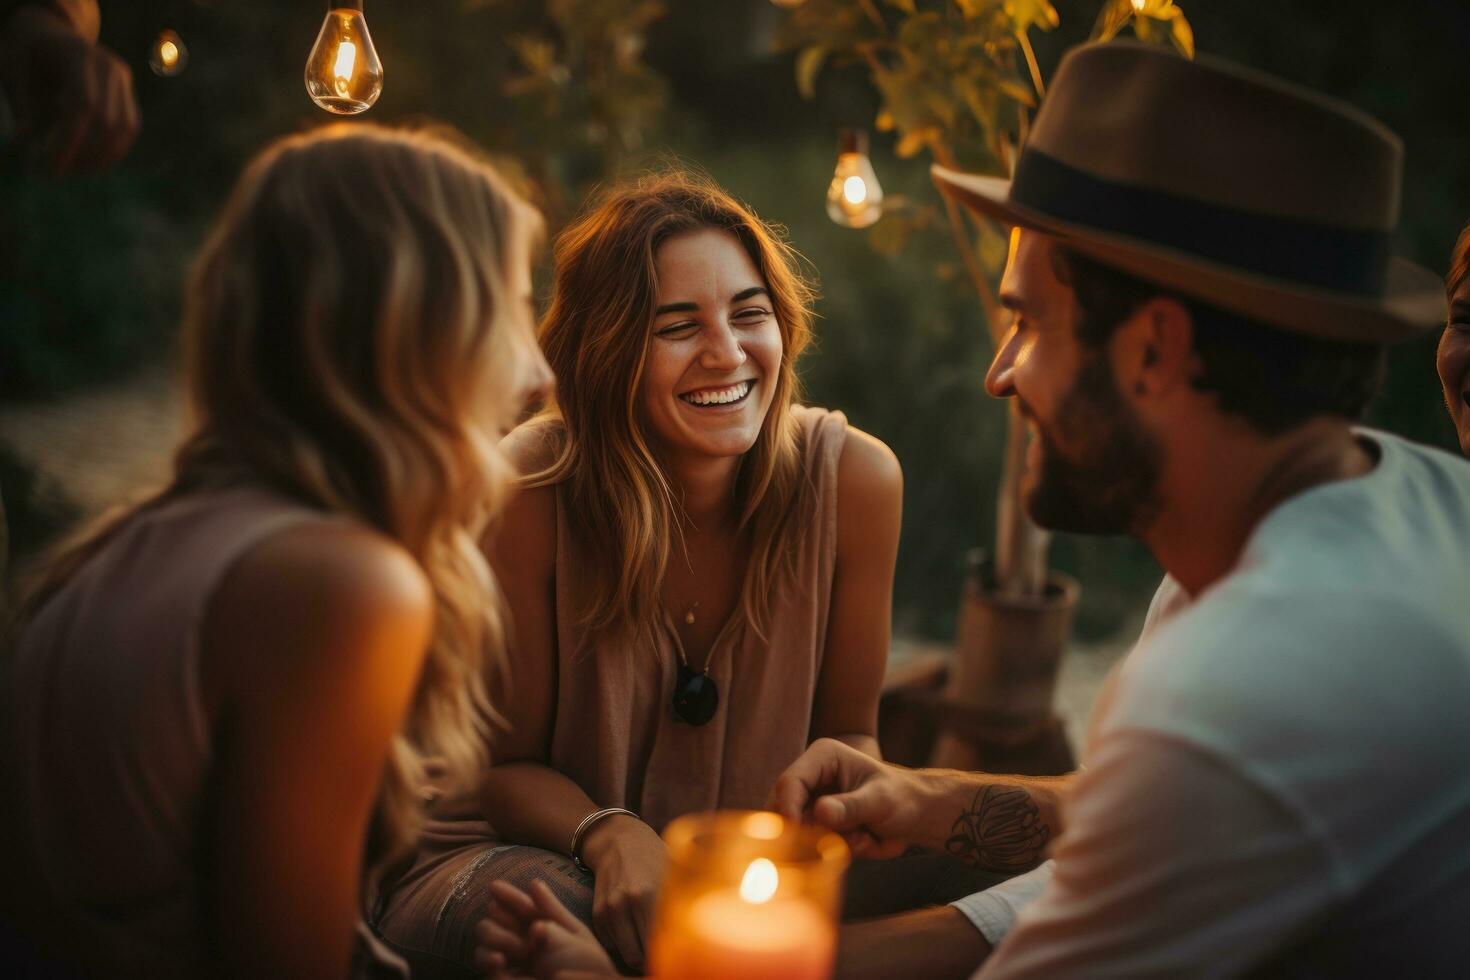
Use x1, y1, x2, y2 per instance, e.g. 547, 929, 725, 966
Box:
648, 810, 850, 980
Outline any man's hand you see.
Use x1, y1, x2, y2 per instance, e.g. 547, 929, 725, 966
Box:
1, 7, 139, 173
474, 880, 617, 980
767, 737, 932, 859
579, 814, 666, 973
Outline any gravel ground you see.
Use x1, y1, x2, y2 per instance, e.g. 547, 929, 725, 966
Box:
0, 367, 182, 517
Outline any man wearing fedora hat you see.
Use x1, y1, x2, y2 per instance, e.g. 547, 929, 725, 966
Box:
770, 40, 1470, 978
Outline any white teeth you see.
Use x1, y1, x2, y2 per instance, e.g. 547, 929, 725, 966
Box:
682, 380, 752, 406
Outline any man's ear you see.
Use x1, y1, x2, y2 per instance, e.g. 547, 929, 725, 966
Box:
1112, 296, 1197, 399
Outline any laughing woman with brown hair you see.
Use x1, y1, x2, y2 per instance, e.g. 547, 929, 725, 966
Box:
375, 171, 914, 976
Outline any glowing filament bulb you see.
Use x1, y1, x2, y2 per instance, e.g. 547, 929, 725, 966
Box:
333, 39, 357, 96
1131, 0, 1146, 10
305, 3, 383, 115
148, 30, 187, 77
739, 858, 779, 905
826, 129, 884, 229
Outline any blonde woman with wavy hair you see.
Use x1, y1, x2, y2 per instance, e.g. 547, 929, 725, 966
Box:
0, 123, 550, 979
375, 170, 908, 977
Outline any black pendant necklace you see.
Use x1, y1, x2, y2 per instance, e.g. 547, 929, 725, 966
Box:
671, 600, 718, 725
672, 662, 719, 726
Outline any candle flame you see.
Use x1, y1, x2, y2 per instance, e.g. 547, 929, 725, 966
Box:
842, 176, 868, 206
333, 39, 357, 89
1131, 0, 1146, 10
739, 858, 779, 904
159, 41, 179, 67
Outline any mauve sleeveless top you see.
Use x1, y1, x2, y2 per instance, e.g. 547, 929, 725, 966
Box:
6, 484, 408, 978
545, 404, 847, 832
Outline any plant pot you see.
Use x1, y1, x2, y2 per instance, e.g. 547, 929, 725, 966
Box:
927, 560, 1079, 776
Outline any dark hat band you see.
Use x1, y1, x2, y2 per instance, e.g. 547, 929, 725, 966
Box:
1010, 149, 1390, 296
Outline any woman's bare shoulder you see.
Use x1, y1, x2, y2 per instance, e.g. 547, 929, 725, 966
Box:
206, 522, 434, 699
494, 418, 563, 579
835, 424, 903, 554
500, 415, 566, 476
837, 424, 902, 498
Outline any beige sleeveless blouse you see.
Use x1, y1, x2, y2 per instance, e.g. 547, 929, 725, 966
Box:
5, 485, 408, 978
545, 404, 847, 831
372, 407, 848, 963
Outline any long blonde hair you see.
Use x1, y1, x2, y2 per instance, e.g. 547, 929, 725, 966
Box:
534, 170, 816, 647
14, 123, 540, 867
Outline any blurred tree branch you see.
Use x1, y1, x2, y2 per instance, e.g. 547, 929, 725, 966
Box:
777, 0, 1194, 594
459, 0, 669, 225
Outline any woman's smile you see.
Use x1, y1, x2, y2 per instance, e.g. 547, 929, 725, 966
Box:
679, 379, 755, 409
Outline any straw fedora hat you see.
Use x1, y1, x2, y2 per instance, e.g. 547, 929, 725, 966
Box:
932, 41, 1445, 343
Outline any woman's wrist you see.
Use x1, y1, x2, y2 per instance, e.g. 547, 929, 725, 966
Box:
579, 812, 654, 871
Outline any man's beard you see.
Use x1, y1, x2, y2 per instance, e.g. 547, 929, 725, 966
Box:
1024, 351, 1164, 535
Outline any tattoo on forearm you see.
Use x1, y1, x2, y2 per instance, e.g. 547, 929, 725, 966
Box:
944, 785, 1049, 871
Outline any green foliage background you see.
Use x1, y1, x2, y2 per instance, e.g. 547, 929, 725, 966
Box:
2, 0, 1465, 639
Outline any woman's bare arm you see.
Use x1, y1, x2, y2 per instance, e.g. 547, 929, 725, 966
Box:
809, 426, 904, 758
480, 474, 665, 971
204, 523, 434, 979
478, 479, 580, 841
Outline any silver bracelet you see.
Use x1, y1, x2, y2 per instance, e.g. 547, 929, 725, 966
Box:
570, 807, 638, 873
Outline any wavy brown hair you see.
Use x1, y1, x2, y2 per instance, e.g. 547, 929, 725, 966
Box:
531, 170, 817, 647
14, 123, 541, 869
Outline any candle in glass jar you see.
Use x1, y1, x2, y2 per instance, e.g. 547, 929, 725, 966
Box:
651, 893, 834, 979
650, 858, 837, 980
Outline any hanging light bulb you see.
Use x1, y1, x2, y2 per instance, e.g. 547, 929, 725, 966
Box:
148, 29, 187, 77
305, 1, 383, 114
826, 128, 884, 229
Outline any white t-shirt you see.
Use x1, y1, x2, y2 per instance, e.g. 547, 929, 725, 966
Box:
954, 430, 1470, 977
